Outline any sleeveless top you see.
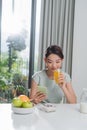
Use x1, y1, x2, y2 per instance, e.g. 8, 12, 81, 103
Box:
32, 69, 71, 103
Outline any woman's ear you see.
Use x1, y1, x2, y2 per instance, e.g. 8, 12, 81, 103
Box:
61, 58, 64, 63
60, 59, 64, 68
44, 57, 46, 63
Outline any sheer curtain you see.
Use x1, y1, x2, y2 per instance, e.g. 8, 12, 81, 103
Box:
38, 0, 75, 76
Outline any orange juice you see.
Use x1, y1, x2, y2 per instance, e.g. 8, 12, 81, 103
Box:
54, 69, 60, 84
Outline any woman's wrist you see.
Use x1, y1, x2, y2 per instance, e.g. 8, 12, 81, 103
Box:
60, 82, 66, 89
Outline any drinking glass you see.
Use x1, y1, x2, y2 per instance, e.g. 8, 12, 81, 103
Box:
54, 69, 60, 84
80, 88, 87, 113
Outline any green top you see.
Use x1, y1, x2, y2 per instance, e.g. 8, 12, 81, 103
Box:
32, 69, 71, 103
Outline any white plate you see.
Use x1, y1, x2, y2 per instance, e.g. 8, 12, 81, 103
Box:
12, 105, 34, 114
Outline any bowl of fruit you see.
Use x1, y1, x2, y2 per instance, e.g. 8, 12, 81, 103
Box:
12, 95, 34, 114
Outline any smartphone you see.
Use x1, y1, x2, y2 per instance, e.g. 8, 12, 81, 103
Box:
37, 86, 47, 94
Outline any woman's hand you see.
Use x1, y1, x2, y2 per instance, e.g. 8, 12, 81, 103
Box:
58, 73, 66, 88
58, 73, 77, 103
30, 91, 47, 104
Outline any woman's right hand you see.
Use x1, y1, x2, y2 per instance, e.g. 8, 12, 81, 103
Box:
58, 72, 66, 88
30, 91, 47, 104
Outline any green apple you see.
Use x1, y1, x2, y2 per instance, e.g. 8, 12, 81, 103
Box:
22, 101, 33, 108
37, 86, 47, 94
12, 97, 23, 107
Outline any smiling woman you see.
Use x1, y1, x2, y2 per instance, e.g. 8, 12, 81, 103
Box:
30, 45, 77, 104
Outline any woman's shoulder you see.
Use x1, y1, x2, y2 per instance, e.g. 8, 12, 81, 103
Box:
32, 70, 46, 84
62, 71, 71, 83
32, 69, 46, 77
63, 71, 70, 76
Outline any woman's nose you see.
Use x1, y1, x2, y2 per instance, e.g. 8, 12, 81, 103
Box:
52, 63, 56, 68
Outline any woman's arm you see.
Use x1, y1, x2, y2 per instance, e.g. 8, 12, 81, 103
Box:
30, 79, 47, 104
30, 79, 37, 100
58, 73, 77, 104
61, 83, 77, 103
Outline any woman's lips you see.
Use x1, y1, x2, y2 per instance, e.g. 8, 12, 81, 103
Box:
51, 69, 57, 71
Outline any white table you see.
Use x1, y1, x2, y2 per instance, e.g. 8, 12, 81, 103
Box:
0, 104, 87, 130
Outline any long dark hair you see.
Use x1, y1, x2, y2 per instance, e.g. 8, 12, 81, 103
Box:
45, 45, 64, 59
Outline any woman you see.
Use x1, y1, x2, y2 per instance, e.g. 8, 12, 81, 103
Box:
30, 45, 77, 104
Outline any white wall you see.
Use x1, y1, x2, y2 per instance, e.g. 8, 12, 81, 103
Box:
72, 0, 87, 102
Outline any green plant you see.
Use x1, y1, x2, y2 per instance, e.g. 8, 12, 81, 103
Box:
0, 79, 14, 103
12, 73, 22, 86
15, 85, 28, 96
0, 79, 6, 88
0, 55, 12, 80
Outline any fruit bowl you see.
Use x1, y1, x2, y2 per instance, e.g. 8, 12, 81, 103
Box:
11, 95, 35, 114
11, 105, 35, 114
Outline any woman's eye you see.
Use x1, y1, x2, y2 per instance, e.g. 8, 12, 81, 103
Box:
56, 60, 62, 63
48, 61, 52, 63
56, 61, 60, 63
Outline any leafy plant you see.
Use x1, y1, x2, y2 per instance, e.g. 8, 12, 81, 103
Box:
15, 85, 28, 96
0, 79, 14, 103
12, 73, 22, 86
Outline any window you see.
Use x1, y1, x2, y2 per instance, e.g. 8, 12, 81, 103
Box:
0, 0, 41, 103
34, 0, 41, 73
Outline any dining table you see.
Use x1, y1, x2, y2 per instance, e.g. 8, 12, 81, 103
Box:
0, 103, 87, 130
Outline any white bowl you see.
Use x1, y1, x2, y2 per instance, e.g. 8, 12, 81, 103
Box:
12, 105, 34, 114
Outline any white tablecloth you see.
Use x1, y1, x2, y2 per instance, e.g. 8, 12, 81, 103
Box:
0, 104, 87, 130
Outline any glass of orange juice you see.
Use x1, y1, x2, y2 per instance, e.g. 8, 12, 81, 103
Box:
54, 69, 60, 84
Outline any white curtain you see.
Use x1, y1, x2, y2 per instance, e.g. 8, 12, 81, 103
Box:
38, 0, 75, 76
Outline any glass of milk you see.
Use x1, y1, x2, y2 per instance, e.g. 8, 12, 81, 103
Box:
80, 88, 87, 113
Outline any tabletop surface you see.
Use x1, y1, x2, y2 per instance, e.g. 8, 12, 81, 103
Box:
0, 104, 87, 130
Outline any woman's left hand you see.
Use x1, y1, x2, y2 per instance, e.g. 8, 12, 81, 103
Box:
58, 73, 66, 87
